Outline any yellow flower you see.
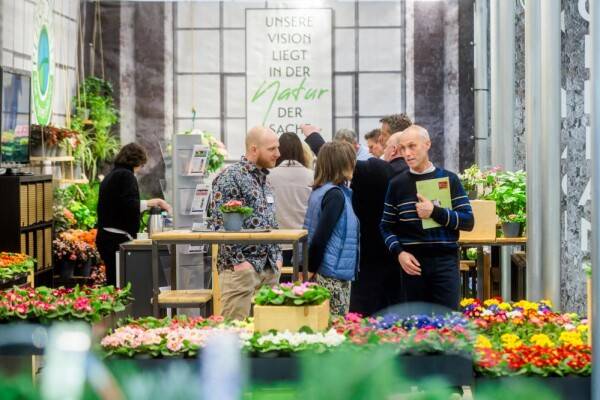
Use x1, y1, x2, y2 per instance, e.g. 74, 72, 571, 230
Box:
476, 335, 492, 349
498, 302, 512, 311
500, 333, 522, 349
530, 334, 554, 347
540, 299, 553, 308
460, 298, 476, 307
559, 331, 583, 346
484, 298, 500, 307
577, 324, 589, 333
514, 300, 538, 312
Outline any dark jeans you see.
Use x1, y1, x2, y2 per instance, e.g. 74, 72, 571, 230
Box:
350, 266, 403, 316
96, 230, 129, 287
401, 249, 460, 310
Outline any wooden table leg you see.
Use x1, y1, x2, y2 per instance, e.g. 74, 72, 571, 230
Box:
152, 240, 159, 318
292, 241, 300, 282
476, 246, 484, 299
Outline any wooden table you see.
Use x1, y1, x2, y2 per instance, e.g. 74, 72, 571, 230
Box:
150, 229, 309, 317
459, 236, 527, 299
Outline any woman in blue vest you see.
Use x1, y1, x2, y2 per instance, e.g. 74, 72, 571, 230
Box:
304, 141, 360, 315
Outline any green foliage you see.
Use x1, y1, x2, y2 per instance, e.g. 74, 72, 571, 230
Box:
71, 76, 120, 180
466, 248, 478, 261
485, 170, 527, 224
254, 282, 331, 306
53, 182, 100, 231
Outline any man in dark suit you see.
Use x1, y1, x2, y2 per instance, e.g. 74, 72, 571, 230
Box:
383, 131, 410, 175
349, 157, 403, 315
297, 125, 404, 315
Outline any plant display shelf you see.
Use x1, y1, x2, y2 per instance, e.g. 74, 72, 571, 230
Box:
29, 157, 88, 185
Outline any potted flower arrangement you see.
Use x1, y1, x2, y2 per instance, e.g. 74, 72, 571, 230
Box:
460, 165, 501, 200
201, 131, 227, 173
253, 282, 331, 333
0, 284, 132, 324
0, 252, 35, 284
485, 170, 526, 237
53, 231, 100, 278
219, 200, 253, 231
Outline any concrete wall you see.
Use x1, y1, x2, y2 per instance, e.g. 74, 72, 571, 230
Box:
512, 1, 590, 312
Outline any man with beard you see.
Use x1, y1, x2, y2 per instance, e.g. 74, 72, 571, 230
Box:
207, 126, 283, 320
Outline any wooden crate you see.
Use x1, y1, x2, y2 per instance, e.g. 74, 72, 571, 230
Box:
253, 300, 330, 333
459, 200, 497, 242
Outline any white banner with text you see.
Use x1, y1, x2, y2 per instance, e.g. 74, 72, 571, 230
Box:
246, 8, 333, 139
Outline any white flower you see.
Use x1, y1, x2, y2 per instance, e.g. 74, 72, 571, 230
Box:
256, 329, 345, 348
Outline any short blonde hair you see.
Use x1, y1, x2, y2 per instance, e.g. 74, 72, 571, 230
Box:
313, 141, 356, 188
302, 142, 315, 169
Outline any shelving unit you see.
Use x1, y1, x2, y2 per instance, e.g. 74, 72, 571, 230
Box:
0, 175, 54, 287
29, 156, 88, 185
169, 133, 211, 313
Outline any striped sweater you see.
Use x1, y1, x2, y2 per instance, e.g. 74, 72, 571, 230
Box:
379, 167, 474, 256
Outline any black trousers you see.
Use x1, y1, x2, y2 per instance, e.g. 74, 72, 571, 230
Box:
96, 230, 129, 287
401, 249, 460, 310
350, 265, 403, 316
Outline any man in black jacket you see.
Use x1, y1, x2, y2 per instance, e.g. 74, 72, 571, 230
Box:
349, 157, 403, 315
383, 131, 409, 175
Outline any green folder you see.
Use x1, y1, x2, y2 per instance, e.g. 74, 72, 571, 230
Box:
415, 177, 452, 229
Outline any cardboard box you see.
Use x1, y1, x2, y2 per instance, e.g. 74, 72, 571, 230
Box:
459, 200, 497, 242
253, 300, 330, 333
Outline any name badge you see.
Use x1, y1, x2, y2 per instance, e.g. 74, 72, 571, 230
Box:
266, 195, 274, 204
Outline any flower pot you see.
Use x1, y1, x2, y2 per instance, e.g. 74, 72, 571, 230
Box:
77, 259, 92, 277
59, 259, 77, 280
467, 190, 478, 200
501, 222, 522, 238
223, 212, 245, 231
253, 300, 330, 333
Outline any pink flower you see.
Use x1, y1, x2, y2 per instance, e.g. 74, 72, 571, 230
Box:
15, 304, 29, 314
225, 200, 243, 207
292, 286, 308, 296
73, 297, 92, 312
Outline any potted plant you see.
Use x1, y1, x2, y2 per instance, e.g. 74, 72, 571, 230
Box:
53, 230, 99, 278
460, 165, 502, 200
485, 170, 526, 238
219, 200, 253, 231
0, 252, 35, 285
253, 282, 331, 333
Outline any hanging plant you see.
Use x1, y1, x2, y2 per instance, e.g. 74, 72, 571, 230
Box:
71, 76, 120, 181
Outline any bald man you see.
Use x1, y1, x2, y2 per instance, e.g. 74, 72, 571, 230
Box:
207, 126, 283, 320
382, 131, 409, 175
379, 125, 474, 310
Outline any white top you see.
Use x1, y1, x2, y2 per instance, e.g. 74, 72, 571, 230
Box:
268, 160, 314, 232
410, 162, 435, 175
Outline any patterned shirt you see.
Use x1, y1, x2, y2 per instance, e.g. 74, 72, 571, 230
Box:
207, 157, 282, 272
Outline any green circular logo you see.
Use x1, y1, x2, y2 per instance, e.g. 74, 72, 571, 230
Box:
37, 27, 50, 95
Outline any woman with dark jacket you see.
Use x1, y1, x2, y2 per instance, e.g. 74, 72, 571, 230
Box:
95, 143, 171, 286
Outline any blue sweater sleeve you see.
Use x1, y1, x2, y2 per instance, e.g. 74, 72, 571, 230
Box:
379, 183, 403, 256
430, 174, 475, 231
